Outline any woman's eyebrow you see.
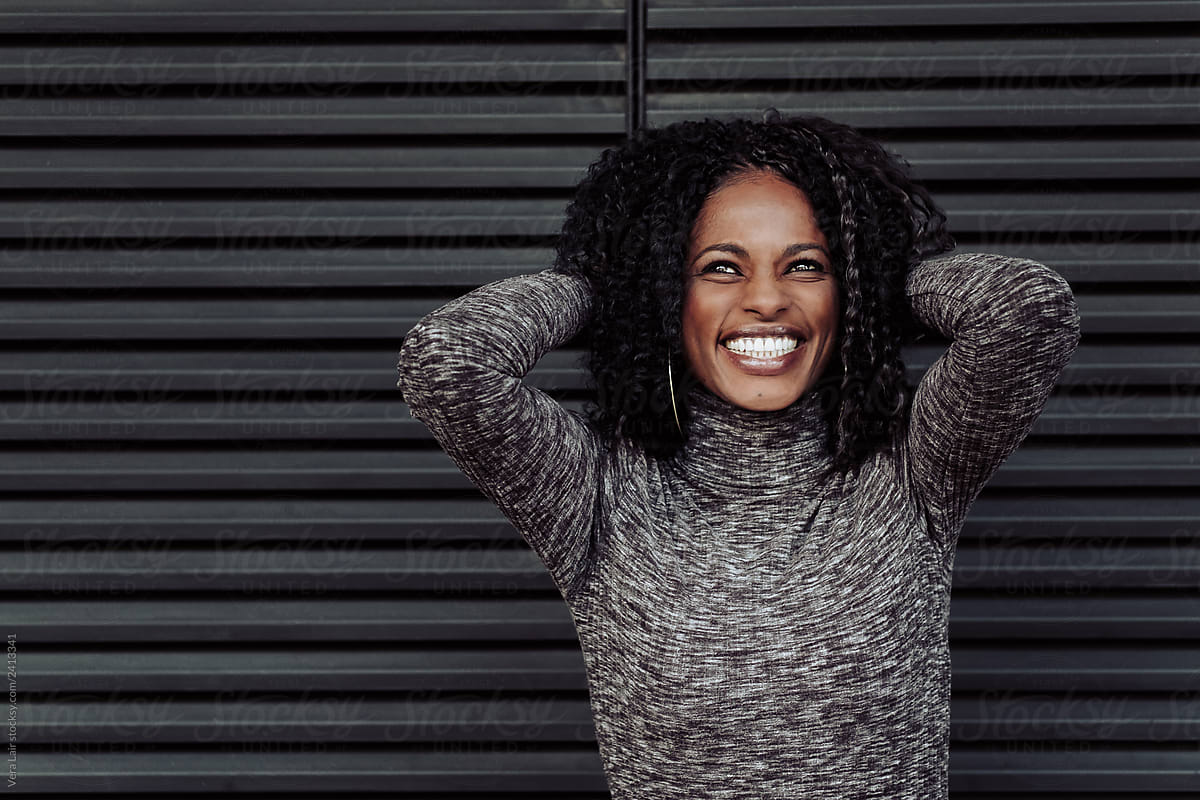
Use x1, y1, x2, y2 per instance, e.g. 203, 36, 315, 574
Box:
691, 242, 748, 265
781, 242, 832, 261
691, 241, 831, 266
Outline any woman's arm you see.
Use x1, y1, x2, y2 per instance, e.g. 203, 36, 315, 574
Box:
904, 252, 1081, 553
396, 268, 602, 601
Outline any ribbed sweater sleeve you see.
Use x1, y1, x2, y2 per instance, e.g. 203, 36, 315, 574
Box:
396, 268, 601, 601
904, 251, 1082, 552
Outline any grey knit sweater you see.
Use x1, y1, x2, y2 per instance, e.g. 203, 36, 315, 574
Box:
396, 252, 1081, 799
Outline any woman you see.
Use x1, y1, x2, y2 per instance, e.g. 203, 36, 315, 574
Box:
396, 112, 1081, 799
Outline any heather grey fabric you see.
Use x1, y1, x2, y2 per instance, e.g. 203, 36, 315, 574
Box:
396, 252, 1081, 799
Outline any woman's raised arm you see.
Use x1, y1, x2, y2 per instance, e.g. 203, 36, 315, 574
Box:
903, 252, 1082, 554
396, 268, 602, 601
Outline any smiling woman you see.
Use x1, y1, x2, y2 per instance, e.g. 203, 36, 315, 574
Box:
682, 170, 840, 410
396, 112, 1081, 799
553, 113, 959, 479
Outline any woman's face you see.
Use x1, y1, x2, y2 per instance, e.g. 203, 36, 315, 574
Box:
681, 170, 840, 411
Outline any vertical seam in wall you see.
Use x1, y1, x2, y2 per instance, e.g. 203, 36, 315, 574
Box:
625, 0, 646, 138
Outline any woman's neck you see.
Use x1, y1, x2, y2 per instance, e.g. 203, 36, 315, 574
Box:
669, 383, 833, 496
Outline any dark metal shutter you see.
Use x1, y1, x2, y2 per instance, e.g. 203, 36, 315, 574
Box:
3, 1, 1198, 797
647, 1, 1200, 796
2, 1, 622, 795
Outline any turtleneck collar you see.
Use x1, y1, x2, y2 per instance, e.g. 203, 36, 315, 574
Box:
668, 382, 834, 494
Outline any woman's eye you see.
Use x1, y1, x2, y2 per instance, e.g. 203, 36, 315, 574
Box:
787, 260, 824, 273
699, 259, 826, 276
702, 261, 739, 275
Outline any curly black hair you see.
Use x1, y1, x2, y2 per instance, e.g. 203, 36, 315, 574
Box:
552, 111, 954, 479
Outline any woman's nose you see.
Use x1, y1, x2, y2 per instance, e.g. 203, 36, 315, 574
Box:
741, 273, 790, 315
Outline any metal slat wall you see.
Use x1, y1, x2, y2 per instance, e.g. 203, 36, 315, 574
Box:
644, 0, 1200, 796
2, 1, 621, 796
1, 1, 1197, 797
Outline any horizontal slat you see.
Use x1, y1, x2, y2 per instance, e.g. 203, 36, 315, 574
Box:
4, 496, 1194, 545
652, 38, 1200, 81
6, 598, 574, 642
0, 246, 558, 287
0, 289, 1188, 338
1033, 394, 1200, 437
951, 693, 1200, 741
19, 693, 1200, 745
23, 695, 596, 744
23, 692, 1200, 746
0, 147, 602, 189
650, 86, 1200, 127
9, 542, 1197, 594
950, 595, 1200, 636
19, 647, 589, 692
0, 545, 556, 592
7, 592, 1199, 640
3, 138, 1198, 191
1, 0, 623, 33
16, 746, 1197, 795
0, 347, 579, 392
897, 138, 1200, 181
19, 644, 1200, 693
1, 393, 1197, 441
5, 87, 1196, 137
943, 191, 1200, 236
965, 496, 1200, 541
950, 747, 1200, 793
9, 749, 607, 794
954, 646, 1200, 691
0, 497, 513, 543
0, 243, 1192, 287
9, 728, 1200, 793
993, 243, 1200, 283
0, 400, 494, 441
0, 296, 447, 339
0, 93, 625, 136
1057, 343, 1200, 385
2, 192, 1194, 242
0, 198, 570, 240
0, 442, 1195, 492
649, 0, 1200, 27
0, 344, 1191, 392
994, 444, 1200, 488
0, 449, 470, 492
1076, 294, 1200, 334
0, 43, 623, 87
0, 399, 441, 441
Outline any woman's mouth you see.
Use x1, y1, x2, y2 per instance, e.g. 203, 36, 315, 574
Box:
722, 335, 799, 358
720, 336, 805, 376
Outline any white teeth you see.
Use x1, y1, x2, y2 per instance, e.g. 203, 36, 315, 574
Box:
723, 335, 799, 357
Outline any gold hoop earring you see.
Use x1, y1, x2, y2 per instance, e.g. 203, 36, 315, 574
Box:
667, 348, 683, 436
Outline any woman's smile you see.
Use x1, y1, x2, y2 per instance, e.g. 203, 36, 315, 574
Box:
681, 169, 840, 411
720, 337, 806, 375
